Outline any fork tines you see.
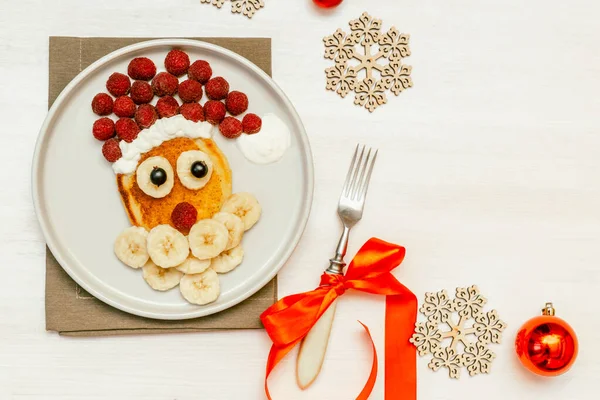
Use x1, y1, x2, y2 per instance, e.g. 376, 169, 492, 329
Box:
342, 144, 378, 202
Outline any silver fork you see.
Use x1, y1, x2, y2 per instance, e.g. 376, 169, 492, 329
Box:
296, 144, 378, 389
326, 144, 378, 275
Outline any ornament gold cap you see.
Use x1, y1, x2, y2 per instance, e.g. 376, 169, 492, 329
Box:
542, 302, 555, 316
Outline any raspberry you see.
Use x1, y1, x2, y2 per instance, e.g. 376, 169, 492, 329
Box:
151, 72, 179, 97
156, 96, 180, 118
188, 60, 212, 83
242, 113, 262, 134
171, 202, 198, 232
92, 117, 115, 141
115, 118, 140, 142
180, 103, 205, 122
205, 77, 229, 100
130, 81, 154, 104
219, 117, 243, 139
127, 57, 157, 81
135, 104, 158, 129
178, 79, 203, 103
91, 93, 113, 116
102, 138, 122, 162
204, 100, 226, 125
106, 72, 131, 97
164, 49, 190, 77
113, 96, 136, 118
225, 91, 248, 116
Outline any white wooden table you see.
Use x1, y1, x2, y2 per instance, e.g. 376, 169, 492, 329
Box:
1, 1, 599, 399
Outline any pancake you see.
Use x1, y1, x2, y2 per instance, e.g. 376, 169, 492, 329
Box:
117, 137, 232, 231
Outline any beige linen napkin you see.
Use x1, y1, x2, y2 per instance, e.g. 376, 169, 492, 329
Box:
46, 37, 276, 336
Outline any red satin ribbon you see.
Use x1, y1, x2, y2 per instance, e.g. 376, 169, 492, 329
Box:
260, 238, 417, 399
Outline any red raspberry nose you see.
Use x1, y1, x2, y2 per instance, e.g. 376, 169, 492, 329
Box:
171, 202, 198, 232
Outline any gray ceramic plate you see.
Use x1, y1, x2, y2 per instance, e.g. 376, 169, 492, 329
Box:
32, 39, 313, 320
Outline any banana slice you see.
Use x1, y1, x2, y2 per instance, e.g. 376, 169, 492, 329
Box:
180, 268, 220, 305
176, 150, 214, 190
221, 193, 261, 231
142, 260, 183, 291
176, 256, 211, 274
136, 156, 174, 198
114, 226, 149, 269
212, 212, 244, 250
147, 224, 189, 268
211, 245, 244, 274
188, 219, 229, 260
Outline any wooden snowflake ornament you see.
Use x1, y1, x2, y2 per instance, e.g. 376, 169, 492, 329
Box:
410, 285, 506, 379
200, 0, 264, 18
323, 12, 413, 112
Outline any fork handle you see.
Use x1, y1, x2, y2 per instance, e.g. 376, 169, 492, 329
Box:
296, 299, 338, 389
325, 225, 350, 275
296, 227, 350, 388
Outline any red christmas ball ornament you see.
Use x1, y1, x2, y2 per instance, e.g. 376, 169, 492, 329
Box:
515, 303, 578, 376
313, 0, 343, 8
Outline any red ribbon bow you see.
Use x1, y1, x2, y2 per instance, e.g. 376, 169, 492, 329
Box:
260, 238, 417, 399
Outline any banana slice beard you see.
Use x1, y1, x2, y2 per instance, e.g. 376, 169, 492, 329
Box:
180, 269, 220, 305
114, 226, 149, 269
212, 212, 244, 250
220, 192, 261, 231
211, 245, 244, 274
147, 224, 189, 268
188, 219, 229, 260
176, 256, 211, 274
142, 260, 184, 291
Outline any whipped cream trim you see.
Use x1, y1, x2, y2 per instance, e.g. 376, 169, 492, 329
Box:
112, 115, 214, 175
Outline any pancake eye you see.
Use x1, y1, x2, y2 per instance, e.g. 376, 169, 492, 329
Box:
177, 150, 213, 190
136, 156, 174, 198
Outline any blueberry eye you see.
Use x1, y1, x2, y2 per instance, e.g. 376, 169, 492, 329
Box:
176, 150, 213, 190
191, 161, 208, 178
150, 167, 167, 186
136, 156, 174, 198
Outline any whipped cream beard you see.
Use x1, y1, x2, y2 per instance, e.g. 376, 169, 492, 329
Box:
112, 115, 214, 175
237, 114, 291, 164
